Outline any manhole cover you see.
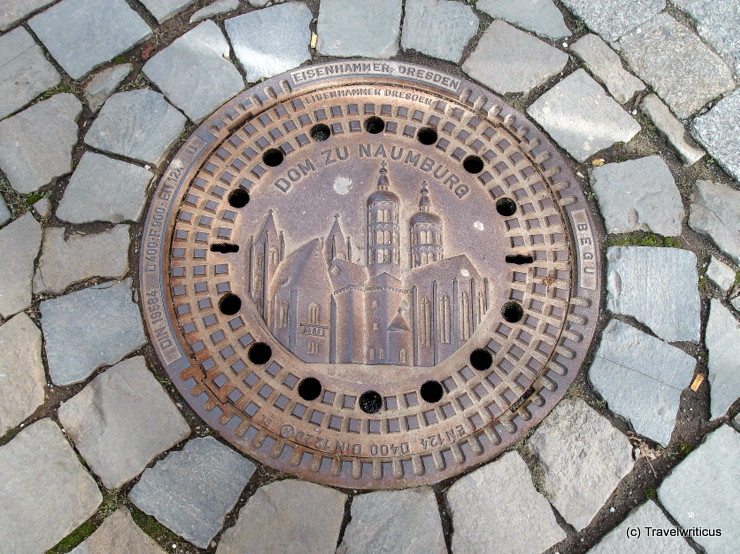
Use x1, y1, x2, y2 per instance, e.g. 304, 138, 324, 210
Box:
140, 60, 601, 489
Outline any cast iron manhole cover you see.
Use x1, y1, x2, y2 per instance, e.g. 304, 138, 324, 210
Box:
140, 60, 601, 489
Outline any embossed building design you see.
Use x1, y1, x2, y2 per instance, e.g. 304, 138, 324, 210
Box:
246, 164, 490, 367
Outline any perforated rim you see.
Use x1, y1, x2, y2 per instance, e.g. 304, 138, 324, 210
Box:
140, 60, 601, 489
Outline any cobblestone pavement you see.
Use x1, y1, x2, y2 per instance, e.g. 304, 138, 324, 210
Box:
0, 1, 737, 553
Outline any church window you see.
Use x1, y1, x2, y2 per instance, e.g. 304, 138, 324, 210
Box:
400, 349, 407, 363
460, 292, 471, 340
440, 295, 451, 344
373, 323, 378, 331
279, 301, 289, 328
376, 230, 383, 244
379, 348, 385, 360
269, 247, 279, 265
372, 300, 378, 308
477, 291, 486, 324
308, 303, 320, 324
369, 347, 375, 360
307, 341, 319, 355
255, 255, 263, 269
421, 298, 431, 346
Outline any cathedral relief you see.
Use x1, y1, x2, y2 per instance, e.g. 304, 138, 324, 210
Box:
245, 162, 491, 367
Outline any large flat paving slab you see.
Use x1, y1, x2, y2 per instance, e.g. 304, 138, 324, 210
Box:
144, 21, 244, 122
0, 93, 82, 194
70, 508, 166, 554
528, 398, 634, 531
402, 0, 479, 63
0, 419, 101, 554
59, 356, 191, 489
591, 155, 684, 236
705, 300, 740, 420
688, 180, 740, 264
477, 0, 570, 40
338, 488, 446, 553
0, 313, 46, 435
674, 0, 739, 73
40, 278, 147, 385
225, 3, 313, 83
527, 69, 640, 162
618, 14, 734, 118
447, 451, 566, 553
217, 480, 347, 554
606, 247, 701, 343
0, 0, 55, 31
590, 319, 695, 445
317, 0, 402, 58
692, 91, 740, 181
0, 213, 42, 318
463, 20, 568, 95
130, 436, 254, 548
0, 27, 61, 120
29, 0, 151, 80
658, 425, 738, 553
560, 0, 665, 42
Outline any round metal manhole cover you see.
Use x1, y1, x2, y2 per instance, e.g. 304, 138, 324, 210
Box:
140, 60, 602, 489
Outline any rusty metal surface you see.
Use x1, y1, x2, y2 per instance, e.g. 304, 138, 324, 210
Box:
140, 60, 602, 489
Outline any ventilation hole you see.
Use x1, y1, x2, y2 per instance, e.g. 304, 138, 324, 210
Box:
502, 302, 524, 323
219, 294, 241, 315
496, 197, 517, 216
359, 390, 382, 414
298, 377, 322, 401
462, 155, 484, 174
262, 148, 284, 167
505, 254, 534, 264
470, 348, 493, 371
310, 123, 331, 141
248, 342, 272, 365
420, 380, 444, 403
210, 243, 240, 254
417, 127, 438, 145
228, 188, 250, 208
364, 116, 385, 134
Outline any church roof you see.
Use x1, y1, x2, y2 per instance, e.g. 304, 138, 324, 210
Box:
271, 238, 326, 291
410, 211, 442, 225
329, 259, 368, 289
257, 209, 278, 239
409, 254, 482, 283
366, 271, 403, 288
387, 312, 411, 332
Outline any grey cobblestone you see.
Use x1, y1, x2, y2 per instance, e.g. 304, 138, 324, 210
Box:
706, 300, 740, 420
140, 0, 197, 23
692, 91, 740, 181
0, 93, 82, 194
560, 0, 665, 42
317, 0, 402, 58
477, 0, 570, 40
191, 0, 239, 23
0, 0, 55, 31
641, 94, 705, 166
463, 20, 568, 94
0, 213, 42, 318
0, 27, 61, 120
70, 508, 165, 554
226, 3, 313, 83
84, 64, 132, 112
706, 257, 736, 293
29, 0, 151, 80
674, 0, 739, 73
402, 0, 479, 63
0, 196, 10, 227
689, 180, 740, 264
144, 21, 244, 122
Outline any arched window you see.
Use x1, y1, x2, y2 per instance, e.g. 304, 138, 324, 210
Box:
400, 349, 407, 364
440, 295, 451, 344
477, 291, 486, 324
269, 247, 279, 265
421, 298, 431, 346
308, 303, 320, 324
279, 301, 289, 328
460, 291, 471, 340
369, 347, 375, 361
379, 348, 385, 360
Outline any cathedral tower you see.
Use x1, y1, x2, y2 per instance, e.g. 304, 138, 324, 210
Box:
410, 183, 443, 269
366, 162, 401, 279
249, 209, 283, 321
324, 214, 350, 264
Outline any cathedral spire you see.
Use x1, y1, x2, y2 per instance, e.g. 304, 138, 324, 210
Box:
418, 182, 431, 213
377, 161, 390, 191
325, 213, 348, 264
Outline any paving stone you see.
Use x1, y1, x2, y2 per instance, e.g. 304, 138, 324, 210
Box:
591, 155, 684, 236
527, 69, 640, 162
0, 419, 101, 554
477, 0, 570, 39
130, 437, 253, 548
0, 0, 55, 31
217, 480, 347, 554
402, 0, 479, 63
0, 195, 10, 226
84, 64, 132, 112
141, 0, 197, 22
0, 27, 61, 120
706, 300, 740, 420
338, 488, 445, 554
528, 397, 634, 531
40, 278, 147, 385
29, 0, 151, 80
70, 508, 165, 554
57, 152, 153, 224
144, 21, 243, 122
225, 3, 312, 83
688, 180, 740, 264
692, 91, 740, 181
706, 257, 736, 293
317, 0, 402, 58
84, 89, 186, 165
571, 34, 644, 104
641, 94, 705, 166
248, 0, 287, 6
674, 0, 739, 74
659, 425, 738, 553
0, 93, 82, 194
0, 213, 42, 318
33, 226, 130, 294
560, 0, 664, 42
59, 356, 190, 489
732, 293, 740, 313
589, 501, 694, 554
590, 320, 695, 445
606, 247, 701, 342
33, 197, 51, 218
447, 451, 566, 553
618, 14, 734, 119
0, 313, 45, 436
191, 0, 239, 23
463, 20, 568, 95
